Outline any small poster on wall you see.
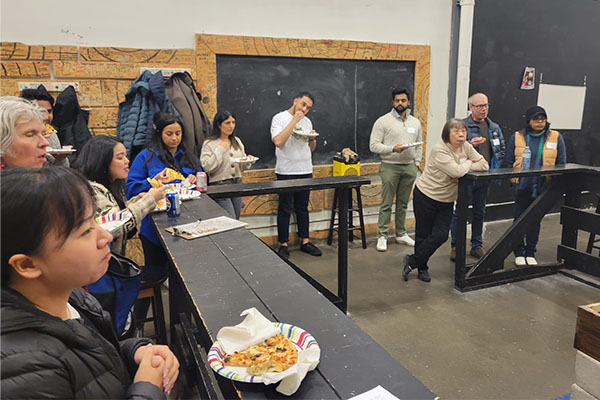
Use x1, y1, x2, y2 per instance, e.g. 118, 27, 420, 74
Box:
537, 84, 587, 130
521, 67, 535, 90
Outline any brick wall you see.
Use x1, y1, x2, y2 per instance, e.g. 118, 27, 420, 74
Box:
1, 41, 392, 228
1, 42, 196, 137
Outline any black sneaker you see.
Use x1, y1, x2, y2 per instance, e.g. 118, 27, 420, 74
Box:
278, 246, 290, 259
402, 254, 413, 281
301, 242, 322, 256
418, 269, 431, 282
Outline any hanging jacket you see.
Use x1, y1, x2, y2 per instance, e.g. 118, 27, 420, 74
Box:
54, 86, 92, 163
1, 287, 163, 399
165, 72, 211, 158
117, 71, 176, 158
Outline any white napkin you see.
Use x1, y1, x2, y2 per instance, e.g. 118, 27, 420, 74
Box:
217, 308, 279, 353
216, 308, 321, 396
262, 345, 320, 396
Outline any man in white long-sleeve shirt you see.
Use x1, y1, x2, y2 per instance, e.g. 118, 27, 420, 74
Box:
369, 88, 422, 252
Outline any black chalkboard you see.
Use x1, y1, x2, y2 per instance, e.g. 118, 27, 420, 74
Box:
216, 55, 415, 169
468, 0, 600, 206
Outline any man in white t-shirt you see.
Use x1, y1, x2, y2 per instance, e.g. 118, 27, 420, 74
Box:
270, 92, 322, 259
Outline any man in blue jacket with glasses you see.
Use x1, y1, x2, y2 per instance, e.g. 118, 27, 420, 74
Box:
450, 93, 505, 261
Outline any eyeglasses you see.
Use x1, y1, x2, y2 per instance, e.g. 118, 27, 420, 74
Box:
532, 116, 547, 122
472, 103, 489, 109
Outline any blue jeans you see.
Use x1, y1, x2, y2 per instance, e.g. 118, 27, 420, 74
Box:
513, 187, 540, 257
450, 180, 490, 249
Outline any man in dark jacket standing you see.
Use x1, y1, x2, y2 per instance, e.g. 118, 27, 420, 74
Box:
450, 93, 506, 261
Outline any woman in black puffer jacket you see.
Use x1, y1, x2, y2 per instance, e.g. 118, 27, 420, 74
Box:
0, 167, 179, 398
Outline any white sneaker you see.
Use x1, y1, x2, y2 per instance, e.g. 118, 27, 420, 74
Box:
515, 256, 526, 267
396, 233, 415, 246
526, 257, 538, 266
376, 236, 387, 252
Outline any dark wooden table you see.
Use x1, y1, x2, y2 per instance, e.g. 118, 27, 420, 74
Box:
152, 195, 435, 399
208, 175, 371, 313
455, 163, 600, 291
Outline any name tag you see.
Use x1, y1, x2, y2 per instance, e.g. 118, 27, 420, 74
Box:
407, 127, 416, 134
492, 138, 500, 146
546, 142, 557, 150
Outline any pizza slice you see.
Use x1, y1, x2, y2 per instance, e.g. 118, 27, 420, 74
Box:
223, 334, 298, 376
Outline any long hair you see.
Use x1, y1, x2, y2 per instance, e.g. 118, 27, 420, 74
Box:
1, 167, 95, 287
74, 135, 127, 209
145, 112, 200, 172
208, 110, 240, 150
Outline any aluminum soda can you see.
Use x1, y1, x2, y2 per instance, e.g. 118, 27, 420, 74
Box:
166, 192, 181, 217
196, 172, 208, 192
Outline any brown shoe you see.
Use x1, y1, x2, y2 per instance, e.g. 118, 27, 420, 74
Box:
470, 247, 486, 259
450, 247, 456, 262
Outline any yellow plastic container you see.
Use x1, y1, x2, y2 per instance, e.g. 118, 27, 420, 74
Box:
333, 155, 360, 176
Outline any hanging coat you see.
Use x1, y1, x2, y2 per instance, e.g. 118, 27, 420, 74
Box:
165, 72, 211, 158
117, 70, 177, 159
54, 86, 92, 163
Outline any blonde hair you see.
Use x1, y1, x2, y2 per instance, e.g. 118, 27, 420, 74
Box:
0, 96, 46, 154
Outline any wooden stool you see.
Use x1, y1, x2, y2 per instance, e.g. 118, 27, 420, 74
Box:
328, 187, 367, 249
135, 265, 168, 344
586, 193, 600, 256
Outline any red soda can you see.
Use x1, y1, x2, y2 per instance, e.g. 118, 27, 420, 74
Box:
196, 172, 207, 192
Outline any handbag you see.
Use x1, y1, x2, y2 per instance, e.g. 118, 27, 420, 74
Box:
86, 252, 142, 338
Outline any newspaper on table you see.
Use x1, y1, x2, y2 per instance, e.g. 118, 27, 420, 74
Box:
166, 216, 248, 239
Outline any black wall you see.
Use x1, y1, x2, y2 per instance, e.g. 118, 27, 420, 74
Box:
216, 55, 415, 169
469, 0, 600, 206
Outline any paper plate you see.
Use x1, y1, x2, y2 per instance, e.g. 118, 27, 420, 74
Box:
166, 182, 196, 191
293, 131, 319, 138
208, 322, 319, 383
179, 188, 201, 201
232, 156, 259, 163
46, 146, 76, 155
96, 211, 132, 233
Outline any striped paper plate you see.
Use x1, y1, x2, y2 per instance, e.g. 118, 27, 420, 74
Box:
96, 211, 132, 233
208, 322, 319, 383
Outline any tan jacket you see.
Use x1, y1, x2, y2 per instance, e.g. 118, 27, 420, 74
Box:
416, 141, 489, 202
201, 137, 251, 183
90, 181, 156, 256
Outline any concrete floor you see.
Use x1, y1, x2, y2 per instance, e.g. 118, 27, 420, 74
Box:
288, 214, 600, 399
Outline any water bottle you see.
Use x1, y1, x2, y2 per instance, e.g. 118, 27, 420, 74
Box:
521, 146, 531, 169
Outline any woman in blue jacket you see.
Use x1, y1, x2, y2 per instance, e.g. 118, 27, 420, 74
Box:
126, 112, 202, 270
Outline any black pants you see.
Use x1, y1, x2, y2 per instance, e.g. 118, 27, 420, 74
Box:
276, 173, 312, 244
409, 186, 454, 271
513, 187, 540, 257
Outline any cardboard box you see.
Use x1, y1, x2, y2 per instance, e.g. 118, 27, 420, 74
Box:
575, 302, 600, 363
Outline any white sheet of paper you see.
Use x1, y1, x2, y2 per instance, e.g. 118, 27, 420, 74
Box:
537, 83, 586, 130
348, 385, 401, 400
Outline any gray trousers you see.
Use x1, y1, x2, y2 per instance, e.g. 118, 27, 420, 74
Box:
211, 177, 243, 219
